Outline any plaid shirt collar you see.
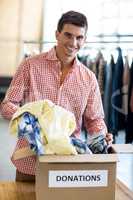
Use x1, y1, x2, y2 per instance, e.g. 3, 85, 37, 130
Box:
45, 46, 81, 68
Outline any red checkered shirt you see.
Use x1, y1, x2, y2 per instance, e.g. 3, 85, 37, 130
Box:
0, 47, 107, 175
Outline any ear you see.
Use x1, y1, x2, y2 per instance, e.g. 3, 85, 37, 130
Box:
55, 30, 59, 40
81, 35, 86, 47
84, 35, 87, 43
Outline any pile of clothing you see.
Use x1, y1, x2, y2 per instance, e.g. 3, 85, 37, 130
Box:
10, 100, 108, 156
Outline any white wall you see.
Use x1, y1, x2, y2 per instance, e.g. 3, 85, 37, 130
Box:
0, 0, 43, 76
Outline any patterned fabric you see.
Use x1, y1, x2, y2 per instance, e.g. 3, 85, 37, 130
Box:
71, 134, 108, 154
18, 112, 44, 155
11, 138, 37, 175
1, 47, 107, 175
87, 134, 108, 154
70, 137, 92, 154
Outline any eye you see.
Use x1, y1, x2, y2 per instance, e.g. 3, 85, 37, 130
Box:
64, 32, 72, 39
76, 35, 84, 41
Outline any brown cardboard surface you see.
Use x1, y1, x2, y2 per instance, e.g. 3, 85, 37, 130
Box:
36, 154, 117, 200
35, 144, 133, 200
39, 153, 118, 163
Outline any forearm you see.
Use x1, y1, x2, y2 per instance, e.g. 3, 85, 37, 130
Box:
84, 73, 107, 137
0, 100, 19, 120
85, 118, 107, 136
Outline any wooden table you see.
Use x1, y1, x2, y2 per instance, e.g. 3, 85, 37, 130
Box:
0, 182, 35, 200
0, 179, 132, 200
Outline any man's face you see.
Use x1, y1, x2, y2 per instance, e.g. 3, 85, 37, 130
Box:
56, 24, 86, 60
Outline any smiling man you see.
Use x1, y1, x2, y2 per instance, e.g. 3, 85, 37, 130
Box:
55, 13, 87, 85
0, 11, 112, 180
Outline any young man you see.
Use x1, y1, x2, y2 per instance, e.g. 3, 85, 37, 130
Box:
0, 11, 112, 178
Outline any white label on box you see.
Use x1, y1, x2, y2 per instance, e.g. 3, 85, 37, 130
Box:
48, 170, 108, 188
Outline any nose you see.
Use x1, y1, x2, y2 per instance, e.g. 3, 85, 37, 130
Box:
70, 36, 77, 47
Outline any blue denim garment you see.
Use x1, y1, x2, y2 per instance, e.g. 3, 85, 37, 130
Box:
18, 112, 44, 155
70, 137, 92, 154
70, 134, 108, 154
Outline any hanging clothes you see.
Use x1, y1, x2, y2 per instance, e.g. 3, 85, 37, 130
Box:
89, 51, 105, 99
111, 47, 124, 135
97, 57, 106, 100
103, 55, 115, 133
122, 56, 130, 117
125, 59, 133, 143
130, 88, 133, 112
78, 47, 132, 140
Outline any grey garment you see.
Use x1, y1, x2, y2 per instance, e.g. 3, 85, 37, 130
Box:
87, 133, 108, 154
122, 56, 130, 116
103, 55, 114, 132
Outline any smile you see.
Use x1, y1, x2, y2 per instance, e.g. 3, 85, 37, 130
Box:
66, 47, 77, 53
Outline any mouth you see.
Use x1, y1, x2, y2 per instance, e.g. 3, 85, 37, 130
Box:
65, 46, 78, 54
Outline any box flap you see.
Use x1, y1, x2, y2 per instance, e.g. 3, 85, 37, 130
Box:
112, 144, 133, 153
38, 153, 118, 163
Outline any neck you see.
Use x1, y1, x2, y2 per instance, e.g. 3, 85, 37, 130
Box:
55, 46, 74, 69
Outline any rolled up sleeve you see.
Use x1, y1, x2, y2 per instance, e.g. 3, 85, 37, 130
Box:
0, 59, 30, 119
83, 74, 107, 136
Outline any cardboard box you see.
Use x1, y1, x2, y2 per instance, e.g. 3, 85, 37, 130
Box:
36, 147, 118, 200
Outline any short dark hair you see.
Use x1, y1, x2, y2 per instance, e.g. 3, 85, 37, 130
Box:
57, 10, 88, 32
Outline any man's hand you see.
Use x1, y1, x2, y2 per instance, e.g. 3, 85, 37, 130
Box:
105, 133, 113, 145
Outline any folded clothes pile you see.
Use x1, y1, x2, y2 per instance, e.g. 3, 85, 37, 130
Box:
10, 100, 108, 155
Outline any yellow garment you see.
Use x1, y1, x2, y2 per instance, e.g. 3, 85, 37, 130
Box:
10, 99, 77, 155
